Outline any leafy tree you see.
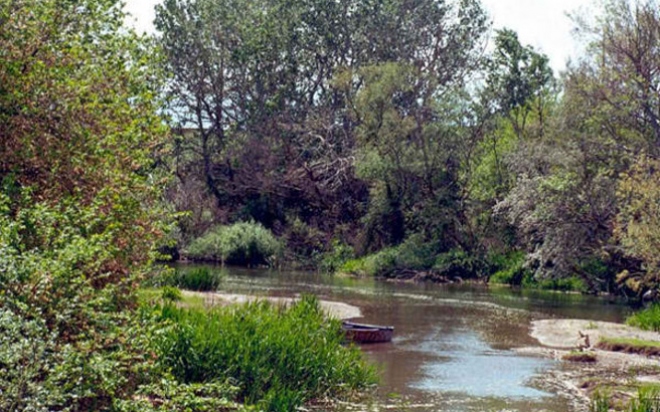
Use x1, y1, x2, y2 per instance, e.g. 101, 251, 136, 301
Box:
462, 29, 556, 262
495, 0, 660, 293
0, 0, 171, 409
483, 29, 554, 137
615, 155, 660, 296
572, 0, 660, 151
157, 0, 489, 257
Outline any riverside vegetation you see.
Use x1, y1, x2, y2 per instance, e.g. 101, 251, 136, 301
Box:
0, 1, 374, 411
4, 0, 660, 410
159, 0, 660, 302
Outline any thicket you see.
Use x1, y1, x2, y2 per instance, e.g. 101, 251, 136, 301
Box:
0, 1, 374, 410
0, 0, 174, 409
157, 0, 660, 300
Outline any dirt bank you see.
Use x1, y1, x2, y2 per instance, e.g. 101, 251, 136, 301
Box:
182, 291, 362, 320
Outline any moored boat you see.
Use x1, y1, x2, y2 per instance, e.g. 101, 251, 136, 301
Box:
342, 321, 394, 344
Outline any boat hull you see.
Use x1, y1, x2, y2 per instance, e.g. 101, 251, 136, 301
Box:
342, 321, 394, 344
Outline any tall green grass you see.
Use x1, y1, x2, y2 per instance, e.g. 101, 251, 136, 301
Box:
627, 304, 660, 332
145, 267, 224, 291
153, 295, 376, 411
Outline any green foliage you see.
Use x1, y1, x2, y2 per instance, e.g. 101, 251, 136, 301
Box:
319, 240, 355, 273
340, 236, 439, 277
489, 251, 530, 285
162, 286, 183, 302
154, 296, 377, 411
177, 268, 224, 291
530, 276, 587, 292
467, 119, 518, 202
590, 391, 611, 412
615, 155, 660, 295
628, 386, 660, 412
114, 379, 243, 412
361, 248, 399, 277
488, 251, 587, 291
146, 268, 225, 291
186, 222, 281, 266
395, 235, 438, 271
282, 217, 326, 266
0, 0, 174, 409
433, 249, 481, 279
627, 304, 660, 332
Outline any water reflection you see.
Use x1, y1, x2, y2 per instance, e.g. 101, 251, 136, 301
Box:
413, 332, 553, 398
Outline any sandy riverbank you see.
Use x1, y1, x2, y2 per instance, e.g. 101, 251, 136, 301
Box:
518, 319, 660, 409
181, 291, 362, 320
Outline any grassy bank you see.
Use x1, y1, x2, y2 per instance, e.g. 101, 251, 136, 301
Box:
595, 337, 660, 356
562, 351, 598, 363
150, 294, 377, 411
335, 243, 589, 292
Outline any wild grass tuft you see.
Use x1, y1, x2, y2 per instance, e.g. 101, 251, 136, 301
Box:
145, 267, 225, 291
153, 295, 377, 411
628, 304, 660, 332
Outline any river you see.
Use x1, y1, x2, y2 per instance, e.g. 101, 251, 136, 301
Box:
184, 265, 632, 412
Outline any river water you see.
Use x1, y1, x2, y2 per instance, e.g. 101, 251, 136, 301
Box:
187, 265, 632, 412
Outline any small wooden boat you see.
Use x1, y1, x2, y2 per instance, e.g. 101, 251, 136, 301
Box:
342, 321, 394, 344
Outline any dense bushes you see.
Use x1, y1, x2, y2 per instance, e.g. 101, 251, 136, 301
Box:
154, 296, 376, 411
489, 251, 529, 285
186, 222, 281, 266
339, 236, 437, 277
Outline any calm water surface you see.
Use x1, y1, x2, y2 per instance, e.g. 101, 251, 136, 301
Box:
182, 265, 632, 412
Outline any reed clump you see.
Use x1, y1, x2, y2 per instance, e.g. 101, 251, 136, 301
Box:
153, 295, 377, 411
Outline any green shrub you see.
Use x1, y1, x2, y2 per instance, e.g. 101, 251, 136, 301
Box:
319, 240, 355, 273
393, 234, 437, 271
489, 251, 531, 285
154, 295, 377, 411
339, 236, 437, 277
145, 267, 225, 292
627, 304, 660, 332
340, 248, 398, 276
282, 217, 326, 265
433, 249, 480, 279
363, 248, 399, 276
186, 222, 281, 266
